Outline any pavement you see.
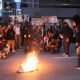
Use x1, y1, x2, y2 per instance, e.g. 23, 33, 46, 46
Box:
0, 43, 80, 80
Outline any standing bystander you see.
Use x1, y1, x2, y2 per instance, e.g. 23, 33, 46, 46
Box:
61, 20, 73, 57
72, 15, 80, 69
14, 23, 22, 49
6, 25, 16, 52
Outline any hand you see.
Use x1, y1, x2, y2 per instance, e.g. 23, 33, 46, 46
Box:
59, 34, 63, 38
66, 38, 69, 43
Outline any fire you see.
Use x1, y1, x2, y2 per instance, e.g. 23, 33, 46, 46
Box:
20, 51, 39, 72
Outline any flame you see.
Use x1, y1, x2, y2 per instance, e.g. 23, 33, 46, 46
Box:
21, 51, 39, 72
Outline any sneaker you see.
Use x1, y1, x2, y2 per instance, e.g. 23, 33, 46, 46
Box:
64, 55, 68, 57
3, 56, 6, 59
75, 66, 80, 70
12, 50, 16, 52
62, 53, 66, 56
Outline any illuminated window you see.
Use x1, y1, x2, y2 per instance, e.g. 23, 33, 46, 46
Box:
15, 0, 21, 2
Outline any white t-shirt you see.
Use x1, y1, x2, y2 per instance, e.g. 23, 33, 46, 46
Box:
14, 26, 20, 35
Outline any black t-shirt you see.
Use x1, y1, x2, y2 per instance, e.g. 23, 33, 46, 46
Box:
6, 28, 15, 40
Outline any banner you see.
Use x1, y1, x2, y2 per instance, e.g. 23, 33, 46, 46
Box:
9, 14, 29, 23
42, 16, 58, 23
31, 18, 44, 26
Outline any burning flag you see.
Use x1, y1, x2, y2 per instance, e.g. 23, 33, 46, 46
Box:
17, 51, 39, 73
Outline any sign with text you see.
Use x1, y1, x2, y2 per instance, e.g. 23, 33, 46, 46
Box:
42, 16, 58, 23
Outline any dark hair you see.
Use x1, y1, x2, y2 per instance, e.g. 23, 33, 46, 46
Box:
63, 22, 68, 25
72, 15, 80, 25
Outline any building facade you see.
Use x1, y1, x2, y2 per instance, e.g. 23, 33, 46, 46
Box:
2, 0, 21, 16
21, 0, 80, 18
14, 0, 21, 15
0, 0, 2, 16
2, 0, 80, 17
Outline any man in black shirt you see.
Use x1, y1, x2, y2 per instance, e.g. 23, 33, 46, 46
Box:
62, 22, 73, 57
23, 22, 33, 53
6, 25, 15, 52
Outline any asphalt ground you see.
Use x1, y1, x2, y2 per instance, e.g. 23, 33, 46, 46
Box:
0, 43, 80, 80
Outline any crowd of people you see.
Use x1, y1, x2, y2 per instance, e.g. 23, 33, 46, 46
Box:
0, 18, 44, 58
0, 15, 80, 62
0, 18, 62, 58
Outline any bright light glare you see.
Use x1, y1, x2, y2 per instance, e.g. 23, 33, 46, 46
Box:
14, 0, 21, 2
20, 51, 39, 72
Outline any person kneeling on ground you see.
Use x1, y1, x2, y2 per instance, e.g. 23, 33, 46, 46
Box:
47, 38, 58, 53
